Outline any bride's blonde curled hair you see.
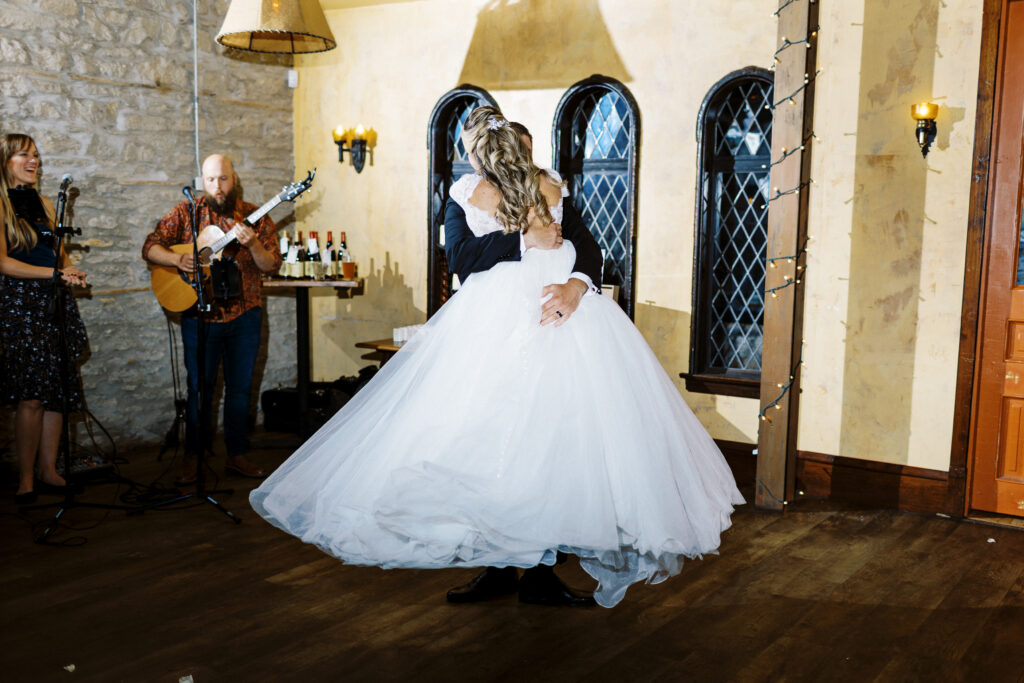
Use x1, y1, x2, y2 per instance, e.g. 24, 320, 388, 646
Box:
461, 106, 552, 234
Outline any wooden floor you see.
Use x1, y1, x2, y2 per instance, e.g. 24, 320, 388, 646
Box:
2, 440, 1024, 683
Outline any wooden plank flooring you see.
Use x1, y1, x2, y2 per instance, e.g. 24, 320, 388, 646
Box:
2, 443, 1024, 683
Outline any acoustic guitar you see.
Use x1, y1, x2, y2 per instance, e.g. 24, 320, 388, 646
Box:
150, 170, 315, 312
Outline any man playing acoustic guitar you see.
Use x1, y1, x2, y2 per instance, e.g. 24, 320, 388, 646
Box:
143, 154, 282, 483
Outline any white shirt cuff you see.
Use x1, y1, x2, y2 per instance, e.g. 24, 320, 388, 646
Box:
570, 272, 599, 295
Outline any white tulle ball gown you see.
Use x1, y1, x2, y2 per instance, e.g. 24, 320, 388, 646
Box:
251, 174, 744, 607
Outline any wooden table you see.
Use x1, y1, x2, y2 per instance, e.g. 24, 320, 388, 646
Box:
263, 278, 361, 437
354, 338, 405, 366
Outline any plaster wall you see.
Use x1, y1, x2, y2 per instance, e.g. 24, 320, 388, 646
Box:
294, 0, 777, 443
799, 0, 983, 470
296, 0, 985, 472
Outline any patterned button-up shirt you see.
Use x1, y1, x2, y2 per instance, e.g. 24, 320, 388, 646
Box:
143, 197, 282, 323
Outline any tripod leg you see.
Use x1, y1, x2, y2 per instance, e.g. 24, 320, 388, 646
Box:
205, 493, 243, 524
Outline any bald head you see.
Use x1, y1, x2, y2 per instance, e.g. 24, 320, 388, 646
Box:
201, 154, 238, 213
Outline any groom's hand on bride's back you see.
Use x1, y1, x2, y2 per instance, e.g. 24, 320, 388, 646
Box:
524, 222, 563, 251
541, 279, 587, 327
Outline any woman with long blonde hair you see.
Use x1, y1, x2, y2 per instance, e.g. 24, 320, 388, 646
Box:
1, 133, 88, 504
251, 108, 743, 608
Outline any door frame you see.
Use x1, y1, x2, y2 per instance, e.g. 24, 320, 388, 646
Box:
952, 0, 1014, 517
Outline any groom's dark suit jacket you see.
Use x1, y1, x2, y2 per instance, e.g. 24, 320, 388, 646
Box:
443, 197, 603, 287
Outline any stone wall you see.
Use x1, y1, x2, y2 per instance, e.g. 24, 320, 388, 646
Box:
0, 0, 297, 454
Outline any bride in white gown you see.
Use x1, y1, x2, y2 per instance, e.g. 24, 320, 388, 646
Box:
250, 108, 744, 608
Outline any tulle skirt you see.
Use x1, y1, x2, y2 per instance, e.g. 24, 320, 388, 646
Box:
251, 242, 743, 607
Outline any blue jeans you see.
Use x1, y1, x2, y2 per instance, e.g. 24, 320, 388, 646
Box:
181, 307, 262, 459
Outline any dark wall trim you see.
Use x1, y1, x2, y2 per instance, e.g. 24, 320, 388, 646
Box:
681, 372, 760, 399
552, 74, 641, 318
949, 0, 1005, 517
425, 84, 498, 317
688, 66, 774, 396
716, 440, 951, 515
796, 451, 950, 515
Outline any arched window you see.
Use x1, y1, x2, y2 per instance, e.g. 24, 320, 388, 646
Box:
552, 76, 641, 317
426, 85, 498, 316
685, 67, 773, 399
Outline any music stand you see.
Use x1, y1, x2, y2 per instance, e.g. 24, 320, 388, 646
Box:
131, 186, 241, 524
20, 179, 134, 540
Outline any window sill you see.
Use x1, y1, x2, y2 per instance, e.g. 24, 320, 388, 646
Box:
679, 372, 760, 399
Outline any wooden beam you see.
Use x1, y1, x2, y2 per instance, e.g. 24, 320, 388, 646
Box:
947, 0, 1005, 517
755, 0, 819, 510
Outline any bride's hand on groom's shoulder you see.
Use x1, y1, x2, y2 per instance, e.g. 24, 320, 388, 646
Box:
524, 221, 563, 251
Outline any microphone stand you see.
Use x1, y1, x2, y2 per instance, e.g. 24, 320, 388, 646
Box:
130, 186, 241, 524
23, 177, 134, 541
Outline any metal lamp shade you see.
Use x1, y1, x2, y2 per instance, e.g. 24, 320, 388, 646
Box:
216, 0, 336, 54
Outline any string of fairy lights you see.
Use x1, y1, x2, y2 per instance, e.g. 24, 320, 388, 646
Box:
758, 0, 818, 431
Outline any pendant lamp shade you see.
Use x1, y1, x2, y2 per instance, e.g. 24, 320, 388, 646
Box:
216, 0, 336, 54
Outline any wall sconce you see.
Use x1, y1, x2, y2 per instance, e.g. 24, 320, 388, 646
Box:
332, 125, 377, 173
910, 103, 938, 157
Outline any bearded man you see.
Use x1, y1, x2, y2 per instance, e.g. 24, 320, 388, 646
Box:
143, 154, 281, 484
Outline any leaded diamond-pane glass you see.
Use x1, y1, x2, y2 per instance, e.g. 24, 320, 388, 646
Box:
713, 80, 773, 158
572, 171, 630, 288
707, 171, 768, 371
1016, 193, 1024, 285
571, 91, 632, 160
447, 103, 475, 164
565, 88, 634, 303
697, 75, 772, 376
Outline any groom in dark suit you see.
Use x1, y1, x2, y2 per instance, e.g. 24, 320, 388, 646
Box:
441, 123, 603, 607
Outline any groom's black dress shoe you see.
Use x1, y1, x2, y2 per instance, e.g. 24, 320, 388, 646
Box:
446, 567, 519, 603
518, 565, 596, 607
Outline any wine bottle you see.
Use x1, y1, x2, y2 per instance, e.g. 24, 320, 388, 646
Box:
278, 231, 290, 279
339, 231, 354, 280
284, 229, 300, 279
307, 230, 323, 280
296, 230, 308, 279
323, 231, 335, 279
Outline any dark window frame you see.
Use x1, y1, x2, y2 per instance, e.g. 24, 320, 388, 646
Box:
552, 75, 641, 318
683, 67, 774, 400
425, 84, 498, 316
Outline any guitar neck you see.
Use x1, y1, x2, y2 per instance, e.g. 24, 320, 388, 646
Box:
207, 196, 283, 254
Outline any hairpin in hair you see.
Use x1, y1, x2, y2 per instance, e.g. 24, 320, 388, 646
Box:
487, 117, 508, 131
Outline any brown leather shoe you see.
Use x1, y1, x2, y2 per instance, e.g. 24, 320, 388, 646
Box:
225, 455, 266, 479
174, 455, 197, 486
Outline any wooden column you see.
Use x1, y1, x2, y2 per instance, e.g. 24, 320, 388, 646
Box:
755, 0, 819, 509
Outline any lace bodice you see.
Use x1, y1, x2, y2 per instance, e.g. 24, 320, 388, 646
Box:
449, 171, 568, 237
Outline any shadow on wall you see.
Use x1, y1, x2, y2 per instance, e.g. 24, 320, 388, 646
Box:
459, 0, 631, 89
313, 251, 425, 371
840, 0, 941, 464
634, 301, 754, 444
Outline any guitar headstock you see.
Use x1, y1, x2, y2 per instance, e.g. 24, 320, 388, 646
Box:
279, 168, 316, 202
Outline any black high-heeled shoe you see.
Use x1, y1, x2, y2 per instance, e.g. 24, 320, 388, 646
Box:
14, 491, 38, 505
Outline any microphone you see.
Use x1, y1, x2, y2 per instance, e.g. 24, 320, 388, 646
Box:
182, 185, 196, 204
59, 174, 73, 192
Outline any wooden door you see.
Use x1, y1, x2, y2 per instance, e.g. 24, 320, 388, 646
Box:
971, 0, 1024, 515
